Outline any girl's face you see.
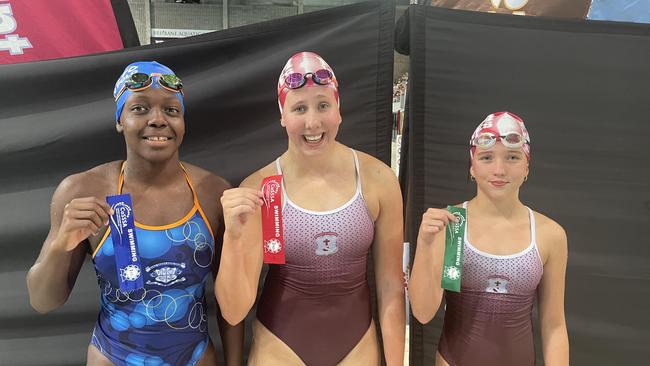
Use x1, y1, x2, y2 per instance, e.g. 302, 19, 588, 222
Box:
470, 142, 529, 198
117, 87, 185, 163
280, 85, 341, 156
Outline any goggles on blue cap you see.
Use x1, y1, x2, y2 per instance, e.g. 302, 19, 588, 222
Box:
114, 72, 183, 102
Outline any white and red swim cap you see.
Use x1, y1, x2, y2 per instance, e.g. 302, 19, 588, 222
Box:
469, 111, 531, 160
277, 51, 339, 114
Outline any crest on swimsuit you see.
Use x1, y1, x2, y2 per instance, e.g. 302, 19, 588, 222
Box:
314, 232, 339, 256
145, 262, 187, 287
486, 276, 510, 293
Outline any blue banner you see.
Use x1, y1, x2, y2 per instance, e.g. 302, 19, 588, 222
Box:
588, 0, 650, 24
107, 193, 144, 292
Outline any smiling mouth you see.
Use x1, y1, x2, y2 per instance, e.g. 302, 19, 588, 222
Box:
490, 181, 508, 186
303, 133, 324, 143
143, 136, 172, 141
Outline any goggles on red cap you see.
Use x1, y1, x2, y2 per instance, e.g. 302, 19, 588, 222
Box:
470, 111, 531, 160
472, 131, 526, 149
284, 69, 334, 89
277, 52, 339, 113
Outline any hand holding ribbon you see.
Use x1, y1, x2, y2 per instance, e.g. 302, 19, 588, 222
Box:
54, 196, 113, 252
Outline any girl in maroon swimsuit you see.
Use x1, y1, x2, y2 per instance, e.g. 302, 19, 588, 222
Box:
216, 52, 406, 365
409, 112, 569, 366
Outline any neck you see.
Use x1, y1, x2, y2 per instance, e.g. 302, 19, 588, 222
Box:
282, 142, 346, 178
123, 154, 182, 187
470, 189, 524, 219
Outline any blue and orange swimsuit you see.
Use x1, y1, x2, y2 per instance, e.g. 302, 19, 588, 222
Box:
90, 165, 215, 366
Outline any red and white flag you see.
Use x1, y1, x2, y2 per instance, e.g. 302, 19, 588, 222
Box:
0, 0, 128, 65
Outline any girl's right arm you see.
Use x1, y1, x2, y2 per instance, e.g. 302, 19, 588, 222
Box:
26, 174, 112, 313
215, 175, 264, 325
408, 208, 456, 324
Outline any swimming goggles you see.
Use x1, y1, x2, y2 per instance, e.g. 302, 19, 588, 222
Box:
114, 72, 183, 101
283, 69, 335, 89
471, 131, 527, 149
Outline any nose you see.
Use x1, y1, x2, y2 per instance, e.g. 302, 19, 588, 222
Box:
304, 110, 322, 131
148, 108, 168, 128
493, 157, 506, 177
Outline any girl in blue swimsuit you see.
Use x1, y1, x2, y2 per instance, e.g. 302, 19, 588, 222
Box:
27, 61, 243, 366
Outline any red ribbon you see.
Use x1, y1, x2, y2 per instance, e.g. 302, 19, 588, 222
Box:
261, 175, 285, 264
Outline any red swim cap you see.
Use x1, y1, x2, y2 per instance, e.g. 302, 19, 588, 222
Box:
277, 52, 339, 114
469, 111, 531, 160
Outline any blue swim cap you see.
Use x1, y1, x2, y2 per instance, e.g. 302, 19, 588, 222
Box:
114, 61, 185, 123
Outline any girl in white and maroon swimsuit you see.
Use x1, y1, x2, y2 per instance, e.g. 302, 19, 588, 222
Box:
217, 52, 406, 366
409, 112, 570, 366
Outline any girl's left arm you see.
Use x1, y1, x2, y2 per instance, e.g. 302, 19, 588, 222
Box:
371, 162, 405, 366
538, 219, 570, 366
195, 169, 245, 366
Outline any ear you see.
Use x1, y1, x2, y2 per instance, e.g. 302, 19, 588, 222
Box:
115, 121, 124, 133
469, 163, 475, 179
280, 117, 286, 127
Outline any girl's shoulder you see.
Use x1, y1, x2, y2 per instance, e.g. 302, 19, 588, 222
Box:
56, 161, 122, 200
530, 209, 568, 264
354, 149, 397, 186
531, 210, 566, 240
240, 160, 278, 189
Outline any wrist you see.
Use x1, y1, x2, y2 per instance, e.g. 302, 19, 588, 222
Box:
224, 229, 242, 242
49, 235, 78, 256
417, 235, 438, 248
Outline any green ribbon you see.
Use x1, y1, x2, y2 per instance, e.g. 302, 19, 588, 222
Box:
441, 205, 466, 292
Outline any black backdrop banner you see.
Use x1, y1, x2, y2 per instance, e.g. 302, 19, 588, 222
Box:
400, 5, 650, 366
0, 1, 394, 364
112, 0, 141, 48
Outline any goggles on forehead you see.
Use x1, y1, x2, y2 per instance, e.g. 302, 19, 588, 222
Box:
471, 131, 527, 150
114, 72, 183, 102
284, 69, 334, 90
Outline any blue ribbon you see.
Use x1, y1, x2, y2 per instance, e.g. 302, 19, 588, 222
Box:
107, 194, 144, 292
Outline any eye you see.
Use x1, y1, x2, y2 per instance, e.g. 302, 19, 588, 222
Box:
130, 105, 147, 112
318, 102, 330, 110
165, 107, 180, 114
478, 155, 492, 161
293, 105, 306, 113
508, 154, 522, 161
